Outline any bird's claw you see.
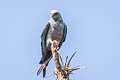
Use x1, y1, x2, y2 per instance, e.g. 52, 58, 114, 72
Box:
50, 40, 59, 50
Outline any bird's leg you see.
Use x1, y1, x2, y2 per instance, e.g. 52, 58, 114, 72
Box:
50, 40, 56, 50
50, 40, 59, 50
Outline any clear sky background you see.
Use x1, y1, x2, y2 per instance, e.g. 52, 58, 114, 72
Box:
0, 0, 120, 80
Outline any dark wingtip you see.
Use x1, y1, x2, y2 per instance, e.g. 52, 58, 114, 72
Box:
43, 68, 46, 78
39, 57, 44, 64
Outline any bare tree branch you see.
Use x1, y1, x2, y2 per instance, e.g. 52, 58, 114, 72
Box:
50, 40, 83, 80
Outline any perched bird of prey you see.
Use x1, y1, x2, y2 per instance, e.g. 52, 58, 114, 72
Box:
37, 10, 67, 77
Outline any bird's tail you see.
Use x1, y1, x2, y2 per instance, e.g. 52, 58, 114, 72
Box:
37, 65, 46, 77
37, 64, 45, 76
37, 56, 52, 77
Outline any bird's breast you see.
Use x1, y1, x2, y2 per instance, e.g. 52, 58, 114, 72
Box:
46, 23, 64, 47
51, 24, 64, 41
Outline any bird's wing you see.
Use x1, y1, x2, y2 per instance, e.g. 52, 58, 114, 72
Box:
40, 23, 50, 64
58, 23, 67, 48
38, 23, 51, 77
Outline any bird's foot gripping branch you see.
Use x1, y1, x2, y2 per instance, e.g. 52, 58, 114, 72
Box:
51, 40, 83, 80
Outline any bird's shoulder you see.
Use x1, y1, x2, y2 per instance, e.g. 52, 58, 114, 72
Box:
41, 22, 50, 38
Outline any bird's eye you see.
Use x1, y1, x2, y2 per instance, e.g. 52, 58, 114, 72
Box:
53, 13, 58, 16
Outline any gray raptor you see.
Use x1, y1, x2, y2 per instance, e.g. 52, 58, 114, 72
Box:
37, 10, 67, 77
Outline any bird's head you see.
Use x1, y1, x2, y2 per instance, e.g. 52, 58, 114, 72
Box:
50, 10, 63, 22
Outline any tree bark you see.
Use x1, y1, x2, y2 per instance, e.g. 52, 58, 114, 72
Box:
51, 41, 69, 80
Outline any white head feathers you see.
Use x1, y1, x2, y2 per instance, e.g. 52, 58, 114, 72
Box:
50, 10, 63, 22
50, 10, 59, 16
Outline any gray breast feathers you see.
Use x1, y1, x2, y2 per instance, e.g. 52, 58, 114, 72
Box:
46, 21, 65, 47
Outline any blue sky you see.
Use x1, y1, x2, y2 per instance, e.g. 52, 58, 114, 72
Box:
0, 0, 120, 80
